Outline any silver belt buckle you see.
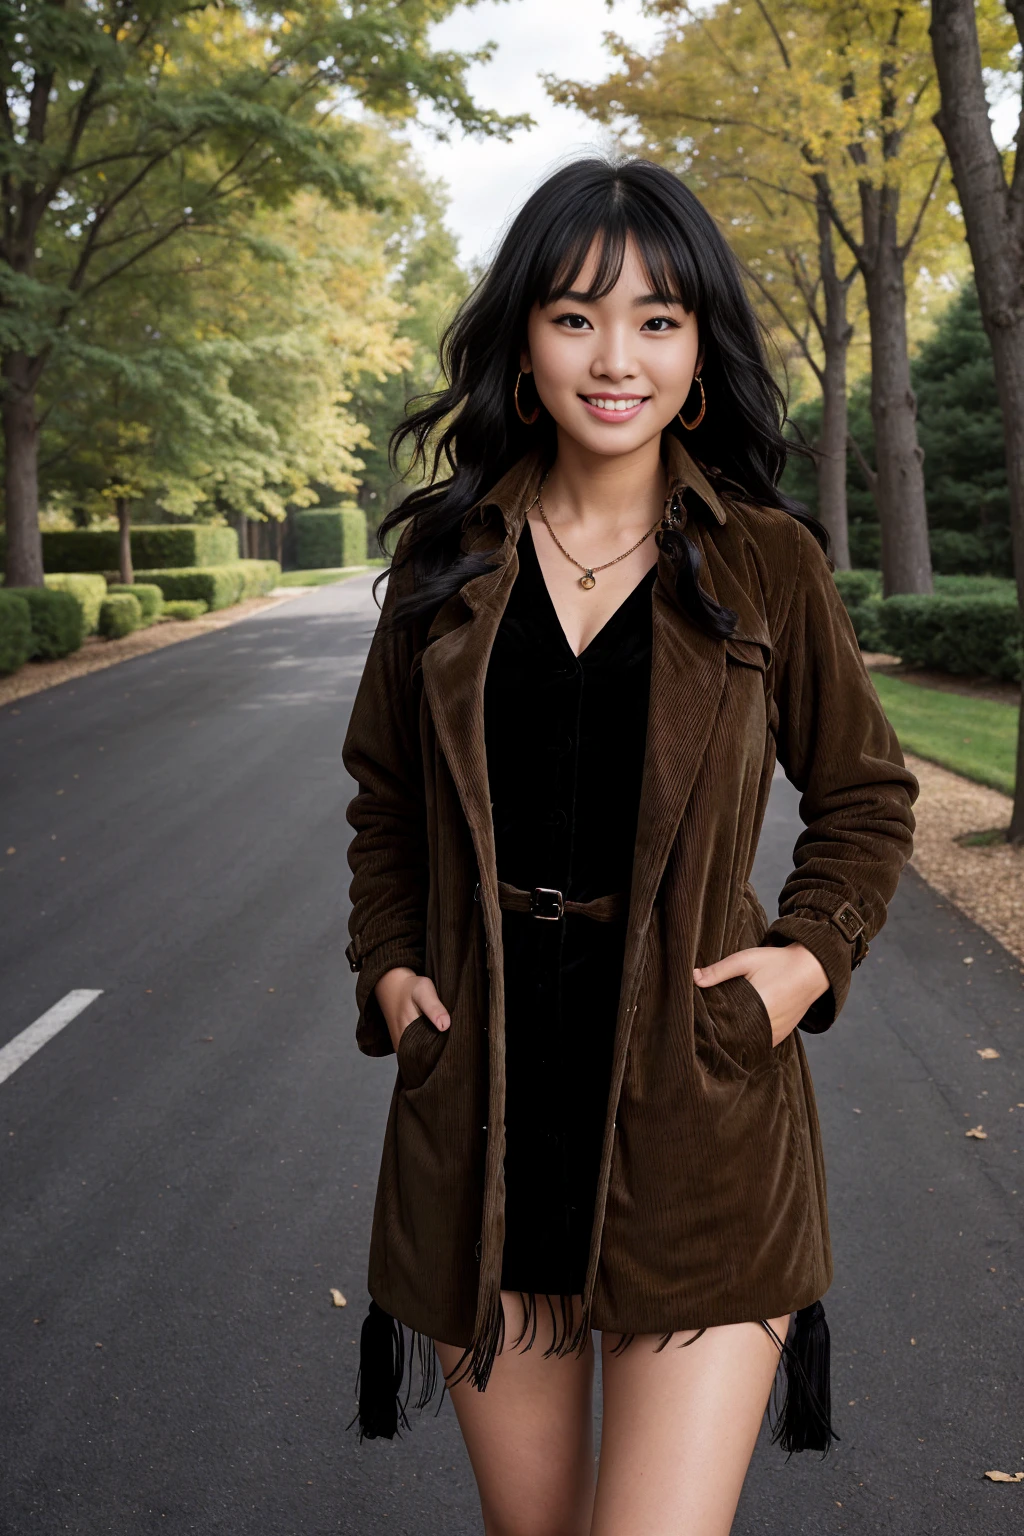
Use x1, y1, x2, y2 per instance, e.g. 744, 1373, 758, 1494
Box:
530, 886, 564, 920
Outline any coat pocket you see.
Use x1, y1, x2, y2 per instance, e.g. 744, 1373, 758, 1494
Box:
697, 974, 775, 1075
396, 1013, 448, 1092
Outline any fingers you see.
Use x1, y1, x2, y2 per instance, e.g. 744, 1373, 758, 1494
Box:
693, 949, 755, 988
411, 976, 451, 1031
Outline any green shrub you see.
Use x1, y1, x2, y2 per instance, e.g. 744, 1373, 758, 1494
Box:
877, 594, 1022, 681
4, 586, 84, 659
106, 582, 164, 622
0, 524, 240, 573
99, 593, 143, 638
160, 599, 209, 620
134, 559, 279, 610
0, 592, 33, 674
43, 573, 108, 634
833, 571, 883, 649
294, 505, 367, 568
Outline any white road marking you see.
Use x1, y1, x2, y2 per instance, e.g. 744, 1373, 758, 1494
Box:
0, 990, 103, 1087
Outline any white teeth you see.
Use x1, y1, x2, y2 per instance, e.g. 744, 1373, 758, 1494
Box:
586, 397, 643, 412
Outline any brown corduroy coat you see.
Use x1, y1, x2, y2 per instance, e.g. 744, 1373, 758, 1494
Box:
342, 434, 917, 1382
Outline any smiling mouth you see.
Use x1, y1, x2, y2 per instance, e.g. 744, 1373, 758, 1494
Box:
581, 395, 648, 413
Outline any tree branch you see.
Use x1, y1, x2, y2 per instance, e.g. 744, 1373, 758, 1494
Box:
752, 0, 792, 70
898, 153, 946, 261
848, 431, 878, 500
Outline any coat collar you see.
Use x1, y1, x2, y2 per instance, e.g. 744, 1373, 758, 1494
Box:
458, 433, 729, 544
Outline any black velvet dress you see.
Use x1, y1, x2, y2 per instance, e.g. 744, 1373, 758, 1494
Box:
482, 518, 658, 1297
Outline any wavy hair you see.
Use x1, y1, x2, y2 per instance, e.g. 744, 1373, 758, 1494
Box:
375, 156, 821, 634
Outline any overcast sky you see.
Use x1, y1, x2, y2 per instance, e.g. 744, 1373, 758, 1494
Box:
408, 0, 1022, 270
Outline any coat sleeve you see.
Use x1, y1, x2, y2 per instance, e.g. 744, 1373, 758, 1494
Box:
341, 531, 428, 1058
763, 519, 918, 1032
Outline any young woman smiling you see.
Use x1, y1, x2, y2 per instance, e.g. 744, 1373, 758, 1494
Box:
342, 158, 917, 1536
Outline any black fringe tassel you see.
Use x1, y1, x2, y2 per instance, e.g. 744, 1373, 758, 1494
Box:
764, 1300, 839, 1457
348, 1300, 444, 1442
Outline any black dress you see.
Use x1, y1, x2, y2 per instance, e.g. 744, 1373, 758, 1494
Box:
482, 518, 658, 1297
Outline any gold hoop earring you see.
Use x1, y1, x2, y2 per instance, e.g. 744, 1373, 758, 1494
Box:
678, 373, 706, 431
515, 370, 541, 426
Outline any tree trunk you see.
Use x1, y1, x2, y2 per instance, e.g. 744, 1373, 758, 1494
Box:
237, 510, 248, 559
814, 188, 853, 567
930, 0, 1024, 835
860, 187, 934, 596
116, 497, 134, 585
276, 518, 283, 566
2, 352, 44, 588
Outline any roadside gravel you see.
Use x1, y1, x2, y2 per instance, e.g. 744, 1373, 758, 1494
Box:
905, 751, 1024, 964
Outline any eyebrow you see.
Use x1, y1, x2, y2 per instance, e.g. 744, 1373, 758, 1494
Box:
558, 289, 685, 307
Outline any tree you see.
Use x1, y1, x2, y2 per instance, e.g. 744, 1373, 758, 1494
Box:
37, 143, 430, 566
553, 1, 1002, 594
550, 15, 864, 566
0, 0, 526, 587
787, 279, 1012, 574
929, 0, 1024, 837
348, 167, 470, 530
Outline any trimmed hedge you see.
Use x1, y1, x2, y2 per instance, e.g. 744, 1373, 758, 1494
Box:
107, 582, 164, 622
99, 593, 143, 638
294, 505, 367, 569
0, 592, 33, 674
134, 558, 280, 610
0, 524, 239, 573
877, 594, 1021, 682
3, 586, 83, 659
43, 573, 108, 635
160, 599, 208, 620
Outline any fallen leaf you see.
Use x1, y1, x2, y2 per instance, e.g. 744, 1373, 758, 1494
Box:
977, 1048, 1001, 1060
6, 847, 14, 856
963, 956, 975, 965
910, 1337, 916, 1345
966, 1126, 988, 1139
330, 1289, 347, 1308
984, 1470, 1024, 1483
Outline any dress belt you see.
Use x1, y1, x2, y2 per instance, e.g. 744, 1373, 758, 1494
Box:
474, 880, 628, 922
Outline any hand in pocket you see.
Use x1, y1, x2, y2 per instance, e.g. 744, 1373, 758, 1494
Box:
373, 966, 451, 1054
694, 943, 829, 1046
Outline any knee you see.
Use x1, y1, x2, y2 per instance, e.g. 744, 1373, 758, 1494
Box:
484, 1514, 589, 1536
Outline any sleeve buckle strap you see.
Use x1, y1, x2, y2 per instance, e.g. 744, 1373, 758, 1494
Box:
829, 900, 865, 944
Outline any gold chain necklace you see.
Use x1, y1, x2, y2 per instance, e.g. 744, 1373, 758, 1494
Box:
534, 487, 663, 590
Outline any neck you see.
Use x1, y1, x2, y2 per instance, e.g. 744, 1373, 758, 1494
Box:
539, 428, 668, 533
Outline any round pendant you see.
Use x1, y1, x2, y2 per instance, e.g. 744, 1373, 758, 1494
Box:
580, 572, 596, 590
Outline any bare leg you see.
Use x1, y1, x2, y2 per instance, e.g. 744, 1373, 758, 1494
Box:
434, 1291, 596, 1536
591, 1314, 791, 1536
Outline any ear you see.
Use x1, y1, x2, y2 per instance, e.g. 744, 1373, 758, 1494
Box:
695, 348, 705, 377
519, 348, 532, 374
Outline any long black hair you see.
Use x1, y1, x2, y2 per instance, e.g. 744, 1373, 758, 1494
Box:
376, 155, 821, 635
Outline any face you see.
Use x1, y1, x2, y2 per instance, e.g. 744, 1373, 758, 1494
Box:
521, 235, 701, 458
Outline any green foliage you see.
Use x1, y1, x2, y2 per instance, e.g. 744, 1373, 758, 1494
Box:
4, 587, 84, 659
295, 507, 367, 568
160, 599, 209, 620
99, 593, 143, 638
871, 673, 1017, 795
0, 525, 238, 572
0, 593, 33, 674
43, 573, 108, 635
106, 583, 165, 622
134, 559, 279, 609
877, 595, 1021, 682
788, 281, 1012, 573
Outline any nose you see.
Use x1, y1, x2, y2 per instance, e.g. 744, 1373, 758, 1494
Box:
590, 322, 639, 384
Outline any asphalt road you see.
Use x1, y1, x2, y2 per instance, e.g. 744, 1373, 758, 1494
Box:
1, 572, 1022, 1536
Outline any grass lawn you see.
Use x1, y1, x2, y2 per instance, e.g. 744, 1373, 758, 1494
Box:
276, 561, 385, 587
870, 672, 1017, 795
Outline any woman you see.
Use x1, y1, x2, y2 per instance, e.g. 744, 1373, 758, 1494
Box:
342, 158, 917, 1536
